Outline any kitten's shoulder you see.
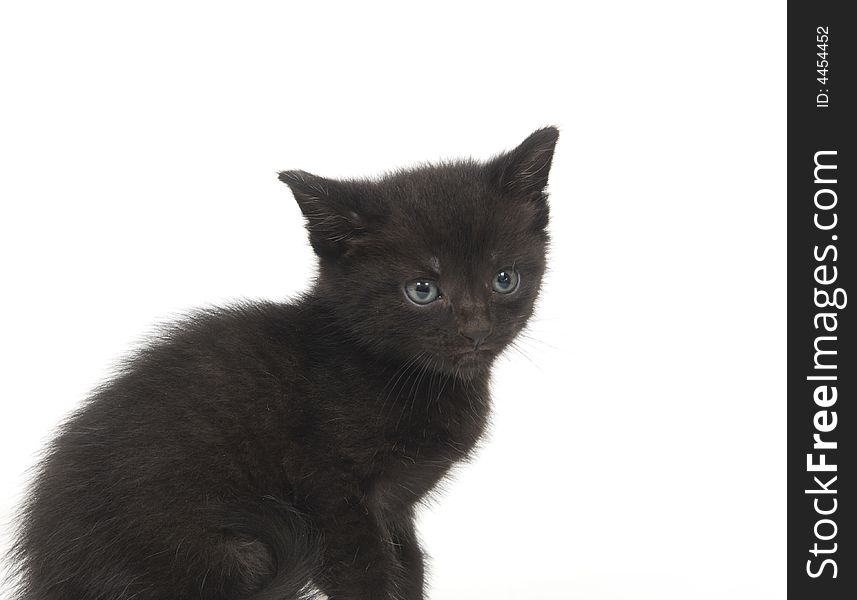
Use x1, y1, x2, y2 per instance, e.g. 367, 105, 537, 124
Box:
124, 299, 309, 372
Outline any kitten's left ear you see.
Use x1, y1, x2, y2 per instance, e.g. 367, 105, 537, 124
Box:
279, 170, 376, 259
489, 126, 560, 197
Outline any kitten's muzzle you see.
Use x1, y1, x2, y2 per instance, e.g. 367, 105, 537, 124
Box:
459, 327, 492, 349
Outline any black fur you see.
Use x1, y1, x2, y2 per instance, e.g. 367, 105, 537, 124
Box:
8, 127, 558, 600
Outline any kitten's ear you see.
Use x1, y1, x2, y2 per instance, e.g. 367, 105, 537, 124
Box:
278, 170, 372, 259
489, 126, 559, 197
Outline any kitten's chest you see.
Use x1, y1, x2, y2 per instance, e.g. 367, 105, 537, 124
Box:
369, 442, 456, 516
369, 385, 490, 512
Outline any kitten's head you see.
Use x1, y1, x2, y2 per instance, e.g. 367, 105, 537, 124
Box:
280, 127, 558, 378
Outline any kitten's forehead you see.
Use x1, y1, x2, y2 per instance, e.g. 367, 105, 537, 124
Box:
351, 160, 548, 273
378, 164, 527, 242
394, 205, 520, 268
385, 206, 535, 281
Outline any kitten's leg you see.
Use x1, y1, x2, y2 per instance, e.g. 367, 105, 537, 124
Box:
390, 516, 425, 600
315, 505, 401, 600
204, 533, 278, 597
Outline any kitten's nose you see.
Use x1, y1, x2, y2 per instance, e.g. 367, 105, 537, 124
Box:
460, 328, 491, 348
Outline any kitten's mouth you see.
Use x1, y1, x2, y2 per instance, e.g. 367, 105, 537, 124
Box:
452, 348, 494, 357
450, 348, 495, 369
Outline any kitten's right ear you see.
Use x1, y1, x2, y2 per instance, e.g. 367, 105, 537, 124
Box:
489, 126, 560, 197
279, 170, 370, 259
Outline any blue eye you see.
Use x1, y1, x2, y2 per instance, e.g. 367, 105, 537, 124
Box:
492, 268, 519, 293
405, 279, 441, 305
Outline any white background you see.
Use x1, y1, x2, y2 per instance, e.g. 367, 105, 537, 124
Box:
0, 1, 786, 598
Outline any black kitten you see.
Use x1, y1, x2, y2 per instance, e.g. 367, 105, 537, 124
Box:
9, 127, 558, 600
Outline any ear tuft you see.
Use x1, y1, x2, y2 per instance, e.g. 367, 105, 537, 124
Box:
278, 170, 329, 204
491, 126, 559, 197
278, 170, 367, 259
